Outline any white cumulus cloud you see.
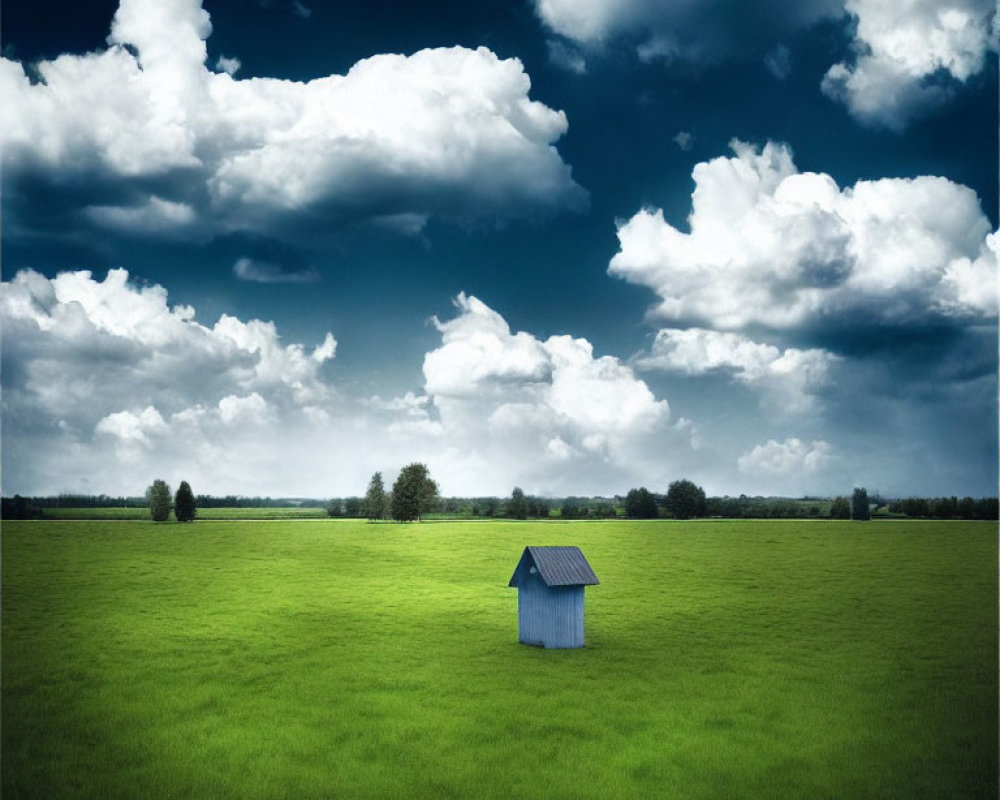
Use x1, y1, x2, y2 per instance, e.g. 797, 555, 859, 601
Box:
425, 293, 668, 438
424, 294, 553, 398
636, 328, 839, 413
609, 139, 997, 332
822, 0, 997, 130
1, 0, 584, 240
0, 267, 349, 495
738, 438, 833, 476
415, 293, 679, 494
96, 406, 169, 444
218, 393, 272, 427
0, 268, 337, 427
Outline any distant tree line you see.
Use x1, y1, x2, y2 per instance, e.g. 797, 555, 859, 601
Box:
6, 494, 148, 509
2, 493, 334, 512
197, 495, 327, 508
709, 496, 832, 519
887, 496, 998, 520
4, 482, 998, 522
325, 497, 364, 517
1, 495, 45, 519
460, 495, 551, 518
559, 497, 612, 519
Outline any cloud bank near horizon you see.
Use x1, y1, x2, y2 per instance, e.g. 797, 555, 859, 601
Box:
0, 270, 700, 498
3, 261, 994, 499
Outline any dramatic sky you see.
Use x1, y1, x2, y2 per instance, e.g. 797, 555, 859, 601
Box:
2, 0, 997, 499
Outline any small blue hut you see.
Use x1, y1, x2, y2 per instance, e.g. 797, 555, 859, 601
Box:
508, 546, 599, 649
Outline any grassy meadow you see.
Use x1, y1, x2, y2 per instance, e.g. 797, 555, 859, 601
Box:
2, 519, 996, 799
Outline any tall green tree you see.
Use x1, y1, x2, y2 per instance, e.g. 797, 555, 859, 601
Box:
625, 487, 658, 518
147, 479, 172, 522
830, 496, 850, 519
851, 487, 871, 521
507, 487, 528, 520
362, 472, 389, 521
174, 481, 196, 522
664, 479, 707, 519
391, 463, 438, 522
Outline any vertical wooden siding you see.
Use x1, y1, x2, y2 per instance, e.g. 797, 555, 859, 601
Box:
517, 572, 586, 648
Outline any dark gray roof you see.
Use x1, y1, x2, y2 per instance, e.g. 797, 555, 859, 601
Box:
508, 546, 599, 587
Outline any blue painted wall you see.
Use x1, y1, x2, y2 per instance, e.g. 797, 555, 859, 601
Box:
516, 570, 586, 649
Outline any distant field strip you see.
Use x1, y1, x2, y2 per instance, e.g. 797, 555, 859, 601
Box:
2, 520, 995, 800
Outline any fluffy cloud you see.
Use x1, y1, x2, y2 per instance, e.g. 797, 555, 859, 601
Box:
822, 0, 997, 130
425, 294, 668, 437
217, 393, 272, 427
0, 267, 348, 494
636, 328, 839, 413
1, 0, 584, 242
0, 270, 690, 497
533, 0, 636, 43
417, 293, 679, 493
1, 266, 994, 497
738, 438, 833, 476
424, 294, 553, 398
1, 267, 336, 427
96, 406, 169, 445
609, 139, 997, 332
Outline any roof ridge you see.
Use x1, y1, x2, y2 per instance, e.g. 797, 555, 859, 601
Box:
510, 545, 599, 587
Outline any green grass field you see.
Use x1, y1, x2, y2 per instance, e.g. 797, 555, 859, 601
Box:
2, 519, 995, 799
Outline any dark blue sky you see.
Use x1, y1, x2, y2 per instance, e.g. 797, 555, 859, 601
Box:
2, 0, 997, 498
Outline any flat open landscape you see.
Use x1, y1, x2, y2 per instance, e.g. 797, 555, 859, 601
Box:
3, 519, 996, 799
